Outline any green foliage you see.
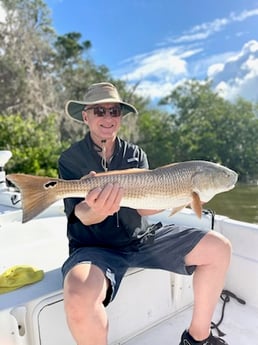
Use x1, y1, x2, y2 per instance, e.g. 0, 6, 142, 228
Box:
0, 114, 69, 176
137, 109, 177, 168
159, 80, 258, 181
54, 32, 92, 66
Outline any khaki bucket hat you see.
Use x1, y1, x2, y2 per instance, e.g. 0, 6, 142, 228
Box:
65, 82, 138, 122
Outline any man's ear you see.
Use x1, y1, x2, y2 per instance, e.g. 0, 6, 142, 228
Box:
82, 111, 88, 124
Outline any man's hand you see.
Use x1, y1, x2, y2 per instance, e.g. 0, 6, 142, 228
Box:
74, 171, 124, 225
85, 183, 124, 217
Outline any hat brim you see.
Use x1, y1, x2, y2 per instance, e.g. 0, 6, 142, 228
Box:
65, 99, 138, 123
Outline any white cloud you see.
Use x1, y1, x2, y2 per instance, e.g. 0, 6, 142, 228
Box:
230, 8, 258, 21
114, 7, 258, 103
208, 63, 224, 77
171, 8, 258, 44
130, 80, 179, 100
120, 40, 258, 103
210, 40, 258, 101
115, 47, 204, 101
191, 51, 236, 78
123, 49, 187, 82
173, 18, 229, 43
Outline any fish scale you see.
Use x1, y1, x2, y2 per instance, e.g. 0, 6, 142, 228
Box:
6, 160, 238, 223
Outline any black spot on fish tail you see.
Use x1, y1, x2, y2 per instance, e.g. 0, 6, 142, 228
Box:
6, 174, 60, 223
44, 181, 57, 189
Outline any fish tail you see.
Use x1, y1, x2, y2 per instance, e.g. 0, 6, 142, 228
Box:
6, 174, 60, 223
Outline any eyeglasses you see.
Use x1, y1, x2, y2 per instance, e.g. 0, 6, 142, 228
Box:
85, 105, 122, 117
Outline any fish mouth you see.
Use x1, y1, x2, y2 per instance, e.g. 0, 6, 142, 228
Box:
232, 172, 239, 185
226, 172, 238, 191
226, 184, 236, 191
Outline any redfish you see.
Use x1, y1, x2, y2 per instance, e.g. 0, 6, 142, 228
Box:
7, 160, 238, 223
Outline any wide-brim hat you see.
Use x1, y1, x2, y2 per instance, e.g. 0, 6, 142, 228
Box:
65, 82, 138, 122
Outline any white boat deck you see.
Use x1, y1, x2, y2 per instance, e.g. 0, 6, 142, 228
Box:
123, 299, 258, 345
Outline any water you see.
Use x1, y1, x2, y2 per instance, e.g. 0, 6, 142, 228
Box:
206, 184, 258, 224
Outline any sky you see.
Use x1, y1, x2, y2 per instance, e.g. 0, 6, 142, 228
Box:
31, 1, 258, 102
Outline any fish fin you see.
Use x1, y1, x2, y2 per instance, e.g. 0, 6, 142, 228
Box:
191, 191, 202, 218
169, 205, 186, 216
6, 174, 60, 223
80, 171, 97, 179
80, 174, 91, 179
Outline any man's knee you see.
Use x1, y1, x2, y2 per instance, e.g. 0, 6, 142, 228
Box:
64, 264, 108, 316
185, 231, 232, 266
204, 231, 232, 265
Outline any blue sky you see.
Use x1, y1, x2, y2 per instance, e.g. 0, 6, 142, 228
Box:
45, 0, 258, 102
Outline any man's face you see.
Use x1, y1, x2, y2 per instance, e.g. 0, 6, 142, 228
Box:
82, 103, 122, 142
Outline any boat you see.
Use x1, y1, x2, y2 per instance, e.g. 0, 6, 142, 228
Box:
0, 150, 257, 345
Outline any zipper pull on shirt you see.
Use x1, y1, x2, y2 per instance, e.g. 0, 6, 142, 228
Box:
101, 140, 108, 172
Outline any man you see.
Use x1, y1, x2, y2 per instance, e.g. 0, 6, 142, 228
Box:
58, 82, 231, 345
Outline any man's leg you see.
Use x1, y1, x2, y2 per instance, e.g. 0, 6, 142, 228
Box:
63, 263, 109, 345
184, 231, 232, 341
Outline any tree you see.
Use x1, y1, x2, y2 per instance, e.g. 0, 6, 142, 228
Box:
0, 0, 57, 118
0, 114, 67, 176
54, 32, 92, 67
160, 80, 258, 181
0, 56, 27, 110
137, 109, 176, 168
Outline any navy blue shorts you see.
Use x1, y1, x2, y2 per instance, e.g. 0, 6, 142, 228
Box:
62, 224, 207, 306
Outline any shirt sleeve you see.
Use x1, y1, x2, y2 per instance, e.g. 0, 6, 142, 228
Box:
139, 148, 149, 169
